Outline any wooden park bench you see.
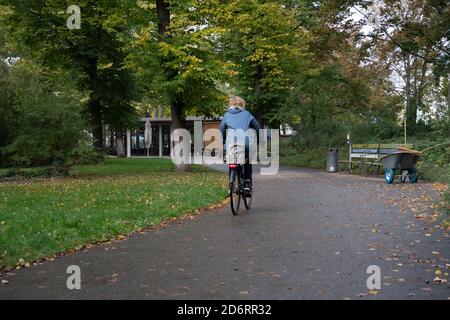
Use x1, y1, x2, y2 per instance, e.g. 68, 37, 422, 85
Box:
339, 144, 413, 176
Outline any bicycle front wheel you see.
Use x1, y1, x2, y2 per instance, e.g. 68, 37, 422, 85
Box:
229, 169, 241, 215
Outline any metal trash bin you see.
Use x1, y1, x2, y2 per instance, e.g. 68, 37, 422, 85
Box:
327, 148, 339, 173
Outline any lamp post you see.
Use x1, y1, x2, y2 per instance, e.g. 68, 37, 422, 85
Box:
346, 131, 352, 172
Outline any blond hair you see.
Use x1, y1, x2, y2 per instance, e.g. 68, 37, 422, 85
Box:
229, 96, 246, 109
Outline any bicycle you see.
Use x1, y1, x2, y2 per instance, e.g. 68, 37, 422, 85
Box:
227, 144, 252, 216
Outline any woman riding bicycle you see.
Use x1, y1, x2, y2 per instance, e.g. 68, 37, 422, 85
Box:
220, 96, 260, 195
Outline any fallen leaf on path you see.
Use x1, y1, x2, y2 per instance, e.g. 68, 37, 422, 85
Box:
433, 277, 448, 285
357, 293, 368, 297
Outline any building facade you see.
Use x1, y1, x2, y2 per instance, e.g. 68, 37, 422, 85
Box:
106, 117, 221, 158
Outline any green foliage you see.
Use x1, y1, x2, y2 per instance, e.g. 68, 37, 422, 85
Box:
413, 135, 450, 222
415, 142, 450, 185
369, 0, 450, 134
280, 137, 325, 169
130, 0, 228, 118
0, 167, 69, 179
0, 0, 448, 174
443, 190, 450, 218
1, 60, 93, 168
0, 24, 17, 161
215, 0, 312, 124
0, 61, 16, 160
2, 0, 141, 149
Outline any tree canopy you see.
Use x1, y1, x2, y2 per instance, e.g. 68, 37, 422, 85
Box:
0, 0, 448, 169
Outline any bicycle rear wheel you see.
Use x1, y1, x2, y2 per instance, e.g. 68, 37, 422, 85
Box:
243, 171, 252, 210
229, 168, 241, 215
244, 193, 252, 210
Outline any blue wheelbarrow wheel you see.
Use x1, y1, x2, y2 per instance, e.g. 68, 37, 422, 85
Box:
384, 168, 395, 184
409, 169, 419, 184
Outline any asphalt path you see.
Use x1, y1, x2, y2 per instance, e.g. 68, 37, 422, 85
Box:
0, 166, 448, 299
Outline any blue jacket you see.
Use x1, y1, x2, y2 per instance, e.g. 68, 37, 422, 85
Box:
220, 108, 260, 148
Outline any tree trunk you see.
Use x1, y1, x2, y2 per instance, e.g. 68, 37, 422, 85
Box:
404, 55, 415, 135
86, 56, 104, 151
171, 99, 188, 172
157, 0, 188, 172
415, 59, 428, 127
116, 127, 125, 157
89, 97, 103, 151
413, 63, 419, 129
254, 63, 264, 128
447, 73, 450, 122
171, 99, 186, 129
156, 0, 170, 39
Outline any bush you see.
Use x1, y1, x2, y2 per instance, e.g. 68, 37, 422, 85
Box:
0, 58, 18, 166
412, 138, 450, 183
0, 166, 67, 179
1, 61, 96, 168
67, 139, 105, 166
280, 137, 326, 169
3, 97, 91, 167
444, 191, 450, 217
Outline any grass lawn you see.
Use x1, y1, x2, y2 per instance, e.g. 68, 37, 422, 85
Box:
0, 158, 228, 271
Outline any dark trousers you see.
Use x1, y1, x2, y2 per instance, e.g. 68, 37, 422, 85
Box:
228, 163, 252, 182
244, 163, 252, 181
226, 147, 252, 181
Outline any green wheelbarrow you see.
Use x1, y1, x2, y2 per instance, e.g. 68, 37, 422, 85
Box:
380, 150, 421, 184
